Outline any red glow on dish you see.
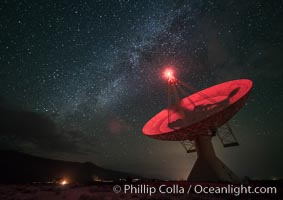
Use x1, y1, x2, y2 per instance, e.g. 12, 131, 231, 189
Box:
142, 79, 253, 141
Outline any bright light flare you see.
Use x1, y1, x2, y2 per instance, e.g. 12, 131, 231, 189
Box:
163, 67, 175, 80
60, 179, 68, 185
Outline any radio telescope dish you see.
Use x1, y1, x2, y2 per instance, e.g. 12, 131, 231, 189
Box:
142, 68, 253, 182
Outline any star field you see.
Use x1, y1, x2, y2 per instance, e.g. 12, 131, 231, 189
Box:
0, 0, 282, 180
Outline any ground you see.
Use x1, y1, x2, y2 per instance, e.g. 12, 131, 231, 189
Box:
0, 183, 281, 200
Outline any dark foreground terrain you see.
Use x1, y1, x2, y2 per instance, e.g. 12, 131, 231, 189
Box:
0, 151, 281, 199
0, 181, 281, 200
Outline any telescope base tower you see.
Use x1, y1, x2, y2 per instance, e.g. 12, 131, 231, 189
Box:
187, 135, 240, 183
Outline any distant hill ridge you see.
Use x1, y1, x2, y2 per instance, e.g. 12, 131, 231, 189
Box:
0, 150, 141, 184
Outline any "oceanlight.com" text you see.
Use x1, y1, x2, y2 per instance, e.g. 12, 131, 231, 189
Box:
113, 184, 277, 196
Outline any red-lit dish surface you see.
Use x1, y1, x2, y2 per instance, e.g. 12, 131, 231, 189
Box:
142, 79, 253, 141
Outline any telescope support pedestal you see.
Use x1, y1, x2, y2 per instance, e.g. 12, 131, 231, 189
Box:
187, 135, 240, 182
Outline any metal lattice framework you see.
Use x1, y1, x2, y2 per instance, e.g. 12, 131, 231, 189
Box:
217, 123, 239, 147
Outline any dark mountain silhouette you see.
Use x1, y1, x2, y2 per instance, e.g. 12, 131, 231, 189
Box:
0, 106, 82, 153
0, 150, 142, 184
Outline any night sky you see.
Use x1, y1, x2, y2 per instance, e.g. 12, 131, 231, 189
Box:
0, 0, 282, 180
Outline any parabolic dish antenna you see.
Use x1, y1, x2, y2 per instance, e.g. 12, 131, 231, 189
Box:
142, 67, 253, 182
